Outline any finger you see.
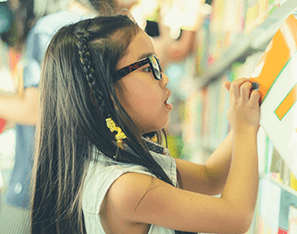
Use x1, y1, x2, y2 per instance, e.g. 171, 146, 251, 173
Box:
250, 89, 261, 107
234, 77, 250, 83
224, 81, 231, 92
230, 81, 240, 100
230, 78, 251, 99
240, 81, 252, 102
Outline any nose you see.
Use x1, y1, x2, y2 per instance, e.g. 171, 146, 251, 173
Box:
161, 73, 169, 87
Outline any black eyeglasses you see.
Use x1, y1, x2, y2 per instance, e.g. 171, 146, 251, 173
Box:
113, 55, 163, 83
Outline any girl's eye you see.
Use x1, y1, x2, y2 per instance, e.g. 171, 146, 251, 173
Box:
143, 66, 152, 73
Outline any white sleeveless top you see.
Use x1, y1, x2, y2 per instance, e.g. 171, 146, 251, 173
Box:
82, 139, 177, 234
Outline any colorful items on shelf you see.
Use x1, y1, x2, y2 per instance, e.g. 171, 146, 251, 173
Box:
196, 0, 289, 71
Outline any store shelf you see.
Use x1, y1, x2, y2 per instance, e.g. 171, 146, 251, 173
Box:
250, 0, 297, 50
198, 35, 250, 88
260, 173, 297, 198
197, 0, 297, 88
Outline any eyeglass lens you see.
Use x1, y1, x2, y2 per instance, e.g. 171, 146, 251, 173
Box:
150, 56, 162, 80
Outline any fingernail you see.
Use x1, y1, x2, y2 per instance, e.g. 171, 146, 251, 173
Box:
252, 82, 259, 91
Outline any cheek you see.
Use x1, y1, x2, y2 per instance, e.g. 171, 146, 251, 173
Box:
123, 92, 159, 119
118, 80, 160, 112
115, 80, 168, 133
121, 90, 160, 122
133, 95, 160, 109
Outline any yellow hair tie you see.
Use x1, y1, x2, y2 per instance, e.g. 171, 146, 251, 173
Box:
106, 118, 127, 149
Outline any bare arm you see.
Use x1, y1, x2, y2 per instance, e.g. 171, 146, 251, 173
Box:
175, 130, 232, 195
221, 78, 260, 223
0, 87, 39, 125
175, 79, 258, 196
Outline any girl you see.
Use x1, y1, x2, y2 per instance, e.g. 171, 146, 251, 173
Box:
31, 15, 261, 234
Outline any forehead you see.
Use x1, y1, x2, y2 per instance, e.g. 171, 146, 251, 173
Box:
117, 29, 155, 69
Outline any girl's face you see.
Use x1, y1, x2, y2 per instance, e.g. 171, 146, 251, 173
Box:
115, 29, 173, 135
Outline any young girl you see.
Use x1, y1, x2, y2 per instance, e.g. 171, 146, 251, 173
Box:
31, 14, 261, 234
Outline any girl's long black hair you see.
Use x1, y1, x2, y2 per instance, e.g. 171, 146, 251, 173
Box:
31, 15, 194, 234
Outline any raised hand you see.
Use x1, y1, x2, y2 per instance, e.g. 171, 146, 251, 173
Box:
226, 78, 260, 133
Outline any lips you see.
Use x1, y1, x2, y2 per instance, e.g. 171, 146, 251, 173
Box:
164, 98, 169, 105
164, 90, 171, 104
164, 90, 173, 110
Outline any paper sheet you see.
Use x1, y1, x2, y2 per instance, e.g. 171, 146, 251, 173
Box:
250, 14, 297, 178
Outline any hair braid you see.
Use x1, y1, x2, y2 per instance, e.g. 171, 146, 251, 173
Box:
74, 22, 108, 117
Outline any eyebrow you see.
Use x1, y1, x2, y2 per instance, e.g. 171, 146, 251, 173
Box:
137, 52, 154, 61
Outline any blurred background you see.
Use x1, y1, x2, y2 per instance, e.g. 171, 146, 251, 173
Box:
1, 0, 297, 233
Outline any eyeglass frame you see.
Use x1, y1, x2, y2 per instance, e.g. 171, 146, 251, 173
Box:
113, 55, 163, 83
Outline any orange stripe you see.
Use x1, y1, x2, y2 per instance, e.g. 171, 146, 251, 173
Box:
251, 15, 297, 103
275, 83, 297, 120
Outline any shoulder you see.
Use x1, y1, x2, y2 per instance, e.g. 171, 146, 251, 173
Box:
106, 172, 155, 202
83, 158, 155, 210
101, 172, 168, 233
103, 172, 164, 220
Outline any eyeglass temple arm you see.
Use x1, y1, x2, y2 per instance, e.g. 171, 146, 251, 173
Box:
113, 58, 150, 83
